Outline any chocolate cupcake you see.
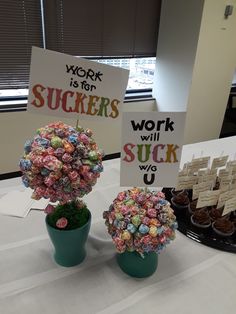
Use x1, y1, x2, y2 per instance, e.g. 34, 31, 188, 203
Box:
171, 192, 190, 217
191, 209, 211, 228
171, 188, 184, 197
212, 218, 235, 237
208, 206, 223, 221
188, 199, 207, 215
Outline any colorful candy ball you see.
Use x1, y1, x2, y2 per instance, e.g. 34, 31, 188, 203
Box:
103, 188, 177, 255
19, 122, 104, 203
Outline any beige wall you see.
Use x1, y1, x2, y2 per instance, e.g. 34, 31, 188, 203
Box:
184, 0, 236, 144
0, 100, 156, 174
153, 0, 236, 143
153, 0, 204, 112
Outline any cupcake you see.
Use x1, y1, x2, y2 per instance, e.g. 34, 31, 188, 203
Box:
171, 192, 190, 217
191, 209, 211, 229
188, 199, 207, 215
171, 188, 184, 197
212, 218, 235, 237
208, 206, 223, 221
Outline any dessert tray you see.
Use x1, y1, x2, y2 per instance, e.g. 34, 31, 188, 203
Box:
162, 188, 236, 253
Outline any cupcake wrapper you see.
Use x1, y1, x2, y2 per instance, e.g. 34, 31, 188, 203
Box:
212, 222, 235, 237
190, 215, 211, 229
171, 198, 189, 210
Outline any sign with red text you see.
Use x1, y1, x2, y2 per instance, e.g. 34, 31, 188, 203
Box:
120, 112, 186, 187
27, 47, 129, 120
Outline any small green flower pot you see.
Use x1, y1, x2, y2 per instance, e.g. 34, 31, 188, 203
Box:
116, 250, 158, 278
46, 211, 91, 267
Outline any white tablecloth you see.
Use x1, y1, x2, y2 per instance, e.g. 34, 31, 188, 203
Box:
0, 137, 236, 314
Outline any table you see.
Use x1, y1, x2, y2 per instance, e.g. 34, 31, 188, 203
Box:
0, 137, 236, 314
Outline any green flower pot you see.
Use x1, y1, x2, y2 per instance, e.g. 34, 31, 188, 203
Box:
116, 250, 158, 278
46, 211, 91, 267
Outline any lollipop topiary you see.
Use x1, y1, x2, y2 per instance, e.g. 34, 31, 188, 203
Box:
103, 187, 177, 277
19, 121, 104, 266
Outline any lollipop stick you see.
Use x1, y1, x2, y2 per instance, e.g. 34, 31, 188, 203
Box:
76, 119, 79, 130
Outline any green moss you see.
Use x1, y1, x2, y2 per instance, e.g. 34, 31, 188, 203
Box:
47, 200, 89, 230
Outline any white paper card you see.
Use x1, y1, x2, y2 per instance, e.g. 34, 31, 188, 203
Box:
0, 189, 49, 218
192, 181, 213, 200
176, 176, 199, 190
187, 157, 210, 173
197, 190, 220, 208
120, 112, 186, 187
198, 169, 209, 176
198, 174, 217, 185
217, 189, 236, 209
218, 168, 232, 178
219, 175, 232, 190
223, 197, 236, 216
28, 47, 129, 120
211, 155, 228, 169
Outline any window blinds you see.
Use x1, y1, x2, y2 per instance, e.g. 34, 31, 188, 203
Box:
43, 0, 161, 57
0, 0, 43, 90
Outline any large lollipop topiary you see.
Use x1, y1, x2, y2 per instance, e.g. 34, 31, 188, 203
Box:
19, 121, 103, 229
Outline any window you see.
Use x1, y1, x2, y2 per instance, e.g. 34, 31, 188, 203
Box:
0, 0, 161, 110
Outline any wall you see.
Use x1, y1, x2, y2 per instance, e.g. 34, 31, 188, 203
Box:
153, 0, 236, 144
0, 100, 156, 174
184, 0, 236, 144
153, 0, 205, 111
233, 70, 236, 84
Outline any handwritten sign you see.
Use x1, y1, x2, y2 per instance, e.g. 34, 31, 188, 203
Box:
223, 197, 236, 216
217, 189, 236, 209
197, 190, 220, 208
175, 175, 198, 190
211, 155, 228, 169
192, 181, 213, 200
218, 168, 232, 178
198, 173, 217, 185
120, 112, 186, 187
219, 175, 232, 191
27, 47, 129, 120
187, 157, 210, 174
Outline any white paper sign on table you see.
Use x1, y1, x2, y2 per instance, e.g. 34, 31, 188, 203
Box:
120, 112, 186, 187
196, 190, 220, 208
211, 155, 228, 169
222, 196, 236, 216
0, 189, 49, 218
175, 175, 198, 190
218, 168, 232, 178
28, 47, 129, 120
187, 157, 210, 174
198, 173, 217, 185
192, 181, 214, 200
217, 189, 236, 209
219, 175, 232, 191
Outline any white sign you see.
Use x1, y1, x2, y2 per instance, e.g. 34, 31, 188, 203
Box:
176, 175, 198, 190
120, 112, 186, 187
211, 155, 228, 169
192, 181, 213, 200
198, 173, 217, 185
223, 197, 236, 216
27, 47, 129, 120
187, 157, 210, 173
217, 189, 236, 209
219, 175, 232, 191
197, 190, 220, 208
